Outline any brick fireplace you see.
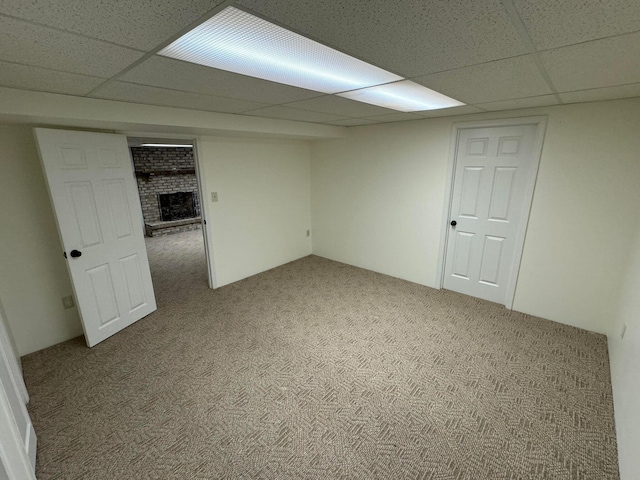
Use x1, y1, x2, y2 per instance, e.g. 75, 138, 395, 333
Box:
130, 146, 202, 236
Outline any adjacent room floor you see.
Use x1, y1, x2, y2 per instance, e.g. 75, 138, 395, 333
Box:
23, 230, 619, 479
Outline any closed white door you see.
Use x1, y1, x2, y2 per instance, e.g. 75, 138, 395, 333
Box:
443, 123, 540, 305
35, 128, 157, 347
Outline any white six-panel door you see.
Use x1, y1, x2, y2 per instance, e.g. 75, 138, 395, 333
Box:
34, 129, 157, 347
0, 305, 36, 476
443, 122, 541, 305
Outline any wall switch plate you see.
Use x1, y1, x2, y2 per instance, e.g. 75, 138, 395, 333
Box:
306, 229, 311, 237
621, 323, 627, 339
211, 192, 218, 202
62, 295, 75, 309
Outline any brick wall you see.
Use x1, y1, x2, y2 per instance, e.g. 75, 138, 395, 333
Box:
130, 147, 201, 224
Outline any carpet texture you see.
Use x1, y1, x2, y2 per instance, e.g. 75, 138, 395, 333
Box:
23, 230, 619, 479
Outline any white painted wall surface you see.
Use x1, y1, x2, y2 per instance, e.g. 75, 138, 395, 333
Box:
311, 120, 451, 287
310, 98, 640, 335
609, 227, 640, 480
0, 125, 83, 355
199, 137, 312, 287
513, 100, 640, 334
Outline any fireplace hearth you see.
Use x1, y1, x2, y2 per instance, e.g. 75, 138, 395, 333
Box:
159, 192, 196, 221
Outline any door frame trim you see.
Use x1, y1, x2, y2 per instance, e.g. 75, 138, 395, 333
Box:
192, 137, 217, 289
435, 116, 548, 309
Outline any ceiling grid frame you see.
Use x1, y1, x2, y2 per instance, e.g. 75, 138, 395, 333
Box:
84, 0, 238, 98
0, 12, 147, 53
0, 0, 639, 124
499, 0, 563, 104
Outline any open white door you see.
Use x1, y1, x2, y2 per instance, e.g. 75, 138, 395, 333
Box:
34, 128, 157, 347
0, 304, 36, 477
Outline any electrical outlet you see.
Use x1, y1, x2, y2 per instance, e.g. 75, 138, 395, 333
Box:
62, 295, 75, 309
621, 323, 627, 339
306, 229, 311, 237
211, 192, 218, 202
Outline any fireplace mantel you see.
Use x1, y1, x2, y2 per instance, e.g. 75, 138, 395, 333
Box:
135, 168, 195, 180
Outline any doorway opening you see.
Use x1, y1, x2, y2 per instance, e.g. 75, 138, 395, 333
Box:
127, 137, 212, 305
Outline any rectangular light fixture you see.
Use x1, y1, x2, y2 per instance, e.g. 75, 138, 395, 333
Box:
159, 7, 402, 94
159, 6, 464, 113
338, 80, 465, 112
140, 144, 193, 148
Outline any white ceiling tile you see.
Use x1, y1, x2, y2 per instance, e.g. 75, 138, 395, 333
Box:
362, 113, 424, 123
0, 17, 143, 78
322, 118, 381, 127
415, 105, 485, 118
513, 0, 640, 50
236, 0, 528, 77
90, 82, 269, 114
242, 106, 349, 124
0, 0, 223, 50
0, 61, 104, 95
476, 95, 559, 111
413, 56, 552, 104
119, 56, 322, 104
540, 32, 640, 92
559, 83, 640, 104
285, 95, 398, 118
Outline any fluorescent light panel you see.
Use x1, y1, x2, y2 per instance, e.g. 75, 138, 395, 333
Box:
159, 7, 401, 94
140, 144, 193, 148
159, 7, 464, 112
339, 81, 465, 112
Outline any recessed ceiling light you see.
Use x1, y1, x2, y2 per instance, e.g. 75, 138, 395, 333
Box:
159, 7, 402, 94
140, 144, 193, 148
338, 81, 465, 112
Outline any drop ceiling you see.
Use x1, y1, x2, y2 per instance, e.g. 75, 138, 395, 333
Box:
0, 0, 639, 126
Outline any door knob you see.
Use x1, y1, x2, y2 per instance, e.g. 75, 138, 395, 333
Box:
450, 220, 457, 226
70, 249, 82, 258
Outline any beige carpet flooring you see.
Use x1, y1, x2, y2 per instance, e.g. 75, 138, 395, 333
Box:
23, 230, 619, 479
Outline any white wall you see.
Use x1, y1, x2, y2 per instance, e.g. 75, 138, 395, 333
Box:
310, 119, 451, 286
609, 227, 640, 479
310, 98, 640, 335
514, 100, 640, 334
0, 124, 83, 355
199, 137, 312, 287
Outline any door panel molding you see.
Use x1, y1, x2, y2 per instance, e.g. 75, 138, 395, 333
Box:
0, 304, 36, 475
0, 379, 36, 480
436, 116, 547, 308
0, 303, 27, 403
